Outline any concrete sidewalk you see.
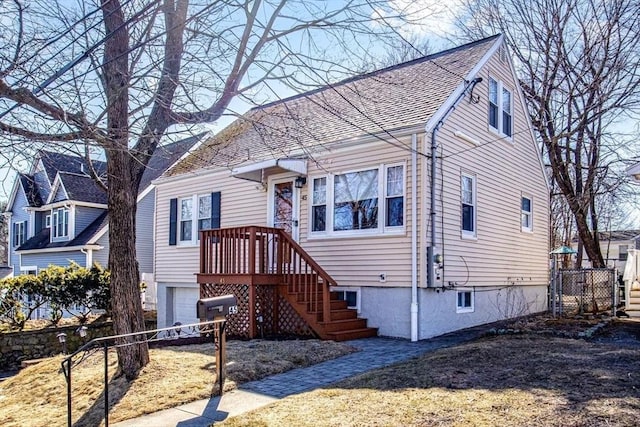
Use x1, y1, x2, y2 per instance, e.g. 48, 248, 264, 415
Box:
113, 325, 489, 427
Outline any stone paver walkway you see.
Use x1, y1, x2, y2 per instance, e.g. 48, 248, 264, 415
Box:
114, 325, 488, 427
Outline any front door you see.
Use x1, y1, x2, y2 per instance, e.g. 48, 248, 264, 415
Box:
270, 178, 299, 241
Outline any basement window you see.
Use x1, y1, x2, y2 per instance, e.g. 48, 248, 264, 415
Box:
333, 288, 360, 312
456, 290, 474, 313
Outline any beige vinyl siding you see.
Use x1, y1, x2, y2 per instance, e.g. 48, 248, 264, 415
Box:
427, 52, 549, 289
300, 136, 419, 288
154, 171, 267, 283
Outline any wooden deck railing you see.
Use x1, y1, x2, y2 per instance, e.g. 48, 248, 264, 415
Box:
199, 226, 336, 323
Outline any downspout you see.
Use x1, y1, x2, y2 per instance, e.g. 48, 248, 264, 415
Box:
427, 77, 483, 288
411, 134, 418, 341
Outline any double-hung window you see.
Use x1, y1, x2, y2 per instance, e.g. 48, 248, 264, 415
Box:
170, 192, 220, 246
385, 165, 404, 227
310, 163, 405, 236
488, 77, 513, 138
311, 177, 327, 232
521, 196, 532, 232
52, 208, 69, 238
13, 221, 26, 246
461, 173, 476, 237
179, 198, 193, 242
179, 194, 212, 244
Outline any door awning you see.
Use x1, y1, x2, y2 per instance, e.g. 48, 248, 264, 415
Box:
230, 158, 307, 182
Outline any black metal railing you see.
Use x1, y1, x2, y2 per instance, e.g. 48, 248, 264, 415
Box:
60, 319, 226, 427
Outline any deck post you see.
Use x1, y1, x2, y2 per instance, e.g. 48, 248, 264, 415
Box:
248, 227, 256, 275
248, 282, 256, 339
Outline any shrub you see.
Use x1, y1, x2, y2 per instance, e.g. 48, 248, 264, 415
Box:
0, 263, 111, 330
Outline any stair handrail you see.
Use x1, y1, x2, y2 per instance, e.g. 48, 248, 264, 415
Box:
274, 228, 335, 323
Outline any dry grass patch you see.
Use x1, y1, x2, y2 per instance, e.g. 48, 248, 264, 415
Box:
221, 335, 640, 427
0, 339, 355, 427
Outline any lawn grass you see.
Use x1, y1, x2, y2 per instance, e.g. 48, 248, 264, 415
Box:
219, 335, 640, 427
0, 339, 355, 427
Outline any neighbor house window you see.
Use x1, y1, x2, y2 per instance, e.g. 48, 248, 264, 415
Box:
312, 177, 326, 232
456, 290, 474, 313
461, 173, 476, 237
13, 221, 26, 246
488, 77, 513, 138
310, 164, 405, 236
52, 208, 69, 238
619, 245, 628, 261
521, 196, 532, 232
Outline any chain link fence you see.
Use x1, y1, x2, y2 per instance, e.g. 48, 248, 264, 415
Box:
550, 268, 616, 316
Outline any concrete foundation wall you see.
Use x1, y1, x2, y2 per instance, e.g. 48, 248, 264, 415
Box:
360, 284, 548, 339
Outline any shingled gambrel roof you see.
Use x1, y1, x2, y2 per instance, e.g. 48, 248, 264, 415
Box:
167, 35, 500, 177
56, 172, 108, 204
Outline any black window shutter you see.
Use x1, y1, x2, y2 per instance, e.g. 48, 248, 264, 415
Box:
211, 192, 221, 229
169, 198, 177, 245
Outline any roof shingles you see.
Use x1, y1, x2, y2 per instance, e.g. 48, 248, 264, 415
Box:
168, 35, 499, 176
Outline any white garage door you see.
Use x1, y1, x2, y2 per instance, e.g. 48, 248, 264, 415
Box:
173, 287, 200, 326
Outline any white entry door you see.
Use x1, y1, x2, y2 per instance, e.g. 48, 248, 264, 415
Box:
269, 177, 300, 241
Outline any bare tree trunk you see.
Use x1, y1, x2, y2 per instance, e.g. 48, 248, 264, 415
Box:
107, 150, 149, 379
102, 0, 149, 379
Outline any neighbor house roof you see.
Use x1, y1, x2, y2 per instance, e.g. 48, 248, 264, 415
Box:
17, 211, 108, 252
598, 230, 640, 241
167, 35, 500, 177
55, 172, 108, 204
139, 133, 205, 190
18, 173, 44, 207
38, 150, 107, 183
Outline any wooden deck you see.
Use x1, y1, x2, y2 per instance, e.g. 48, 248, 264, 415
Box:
197, 226, 377, 340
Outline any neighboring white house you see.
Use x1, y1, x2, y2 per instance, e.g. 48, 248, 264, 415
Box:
152, 35, 549, 340
575, 230, 640, 272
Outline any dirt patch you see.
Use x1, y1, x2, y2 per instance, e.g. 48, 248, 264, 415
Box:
221, 334, 640, 427
0, 339, 356, 427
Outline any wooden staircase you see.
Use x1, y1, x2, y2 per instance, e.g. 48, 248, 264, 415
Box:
197, 226, 377, 340
282, 288, 377, 341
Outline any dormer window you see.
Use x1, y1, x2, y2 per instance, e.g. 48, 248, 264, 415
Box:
488, 77, 513, 138
52, 208, 69, 238
45, 215, 51, 228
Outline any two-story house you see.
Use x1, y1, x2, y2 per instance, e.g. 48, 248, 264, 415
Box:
3, 135, 200, 316
153, 35, 550, 340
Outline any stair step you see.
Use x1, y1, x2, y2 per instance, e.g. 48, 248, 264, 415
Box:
326, 327, 378, 341
310, 308, 358, 322
625, 309, 640, 318
628, 298, 640, 305
320, 318, 368, 332
329, 309, 358, 321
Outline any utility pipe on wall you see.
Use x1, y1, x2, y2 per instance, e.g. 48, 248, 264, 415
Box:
411, 133, 418, 342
